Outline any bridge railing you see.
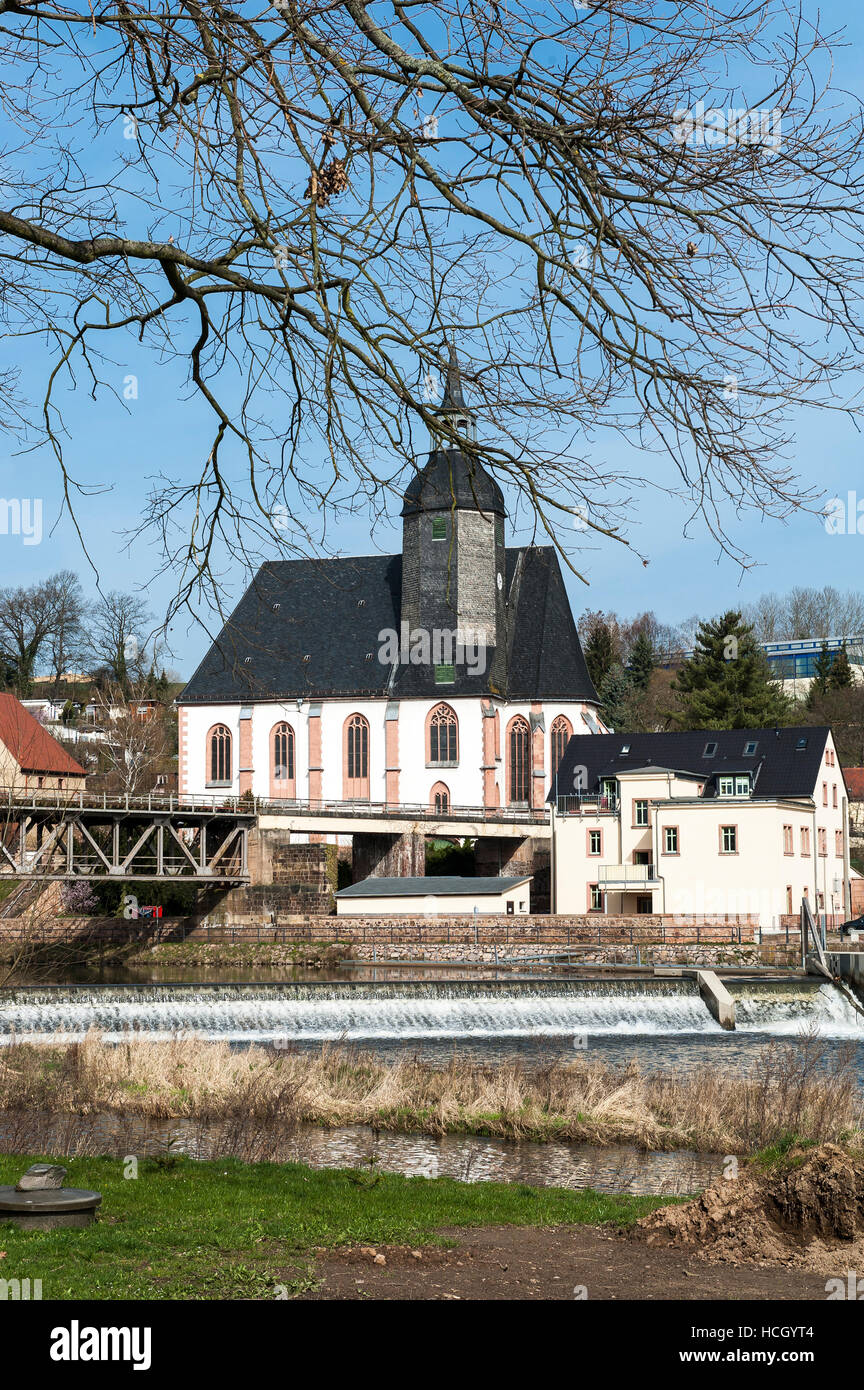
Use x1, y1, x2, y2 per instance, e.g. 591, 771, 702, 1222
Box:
0, 786, 550, 823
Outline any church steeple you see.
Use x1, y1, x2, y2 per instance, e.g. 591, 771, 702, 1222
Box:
434, 342, 475, 444
401, 345, 506, 664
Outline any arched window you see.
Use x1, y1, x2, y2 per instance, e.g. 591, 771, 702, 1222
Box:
430, 781, 450, 813
507, 716, 531, 805
271, 721, 296, 798
427, 703, 458, 764
549, 716, 573, 782
343, 713, 370, 800
208, 724, 232, 785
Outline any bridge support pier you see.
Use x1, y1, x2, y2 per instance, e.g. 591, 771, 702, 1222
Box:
247, 826, 293, 886
352, 830, 426, 880
475, 836, 550, 912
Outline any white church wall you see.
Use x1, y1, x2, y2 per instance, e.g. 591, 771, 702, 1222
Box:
180, 696, 601, 806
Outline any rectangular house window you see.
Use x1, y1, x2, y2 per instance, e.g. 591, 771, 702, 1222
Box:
801, 826, 811, 856
634, 799, 649, 827
588, 828, 602, 856
720, 825, 737, 854
589, 884, 602, 911
783, 824, 793, 855
663, 826, 679, 855
431, 517, 447, 540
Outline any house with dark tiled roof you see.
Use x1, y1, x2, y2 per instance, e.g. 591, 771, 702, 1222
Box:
550, 727, 850, 928
178, 350, 604, 814
0, 693, 86, 793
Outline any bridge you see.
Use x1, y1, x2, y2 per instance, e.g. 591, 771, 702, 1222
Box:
0, 789, 255, 882
0, 788, 550, 882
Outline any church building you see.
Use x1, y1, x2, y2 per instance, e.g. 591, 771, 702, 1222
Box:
177, 354, 604, 819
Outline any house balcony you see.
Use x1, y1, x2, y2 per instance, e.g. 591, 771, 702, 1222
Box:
555, 794, 619, 816
598, 863, 659, 890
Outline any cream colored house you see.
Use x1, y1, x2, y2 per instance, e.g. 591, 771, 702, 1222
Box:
0, 692, 86, 795
335, 874, 532, 916
550, 727, 849, 929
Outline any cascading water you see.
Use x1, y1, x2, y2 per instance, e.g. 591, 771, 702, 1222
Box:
0, 977, 861, 1043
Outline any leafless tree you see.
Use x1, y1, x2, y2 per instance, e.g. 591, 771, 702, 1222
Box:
93, 683, 169, 794
0, 570, 86, 695
44, 570, 88, 690
1, 1, 864, 630
86, 592, 155, 695
745, 587, 864, 646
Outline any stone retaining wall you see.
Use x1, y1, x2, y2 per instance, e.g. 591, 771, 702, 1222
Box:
192, 911, 760, 944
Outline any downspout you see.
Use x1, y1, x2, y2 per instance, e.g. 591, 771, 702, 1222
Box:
812, 802, 818, 915
843, 794, 852, 920
550, 800, 557, 915
617, 780, 623, 913
652, 805, 666, 914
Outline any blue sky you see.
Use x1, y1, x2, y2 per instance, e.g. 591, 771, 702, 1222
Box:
3, 1, 864, 676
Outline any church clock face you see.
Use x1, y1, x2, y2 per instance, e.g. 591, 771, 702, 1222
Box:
496, 572, 503, 591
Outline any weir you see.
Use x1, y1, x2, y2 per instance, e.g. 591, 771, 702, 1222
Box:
0, 977, 860, 1044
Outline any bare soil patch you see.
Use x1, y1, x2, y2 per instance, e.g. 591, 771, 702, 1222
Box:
297, 1225, 829, 1300
633, 1142, 864, 1273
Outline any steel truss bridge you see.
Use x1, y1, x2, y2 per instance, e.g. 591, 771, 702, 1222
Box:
0, 790, 255, 882
0, 787, 551, 882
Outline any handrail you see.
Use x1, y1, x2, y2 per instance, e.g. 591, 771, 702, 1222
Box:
0, 785, 549, 823
555, 794, 619, 815
598, 863, 657, 883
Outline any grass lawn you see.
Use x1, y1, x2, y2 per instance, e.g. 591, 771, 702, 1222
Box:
0, 1152, 674, 1300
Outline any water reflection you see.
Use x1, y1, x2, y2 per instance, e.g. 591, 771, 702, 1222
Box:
0, 1110, 724, 1197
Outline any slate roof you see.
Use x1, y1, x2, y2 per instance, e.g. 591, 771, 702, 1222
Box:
178, 546, 598, 705
549, 728, 834, 802
402, 448, 505, 518
336, 875, 531, 899
0, 693, 86, 777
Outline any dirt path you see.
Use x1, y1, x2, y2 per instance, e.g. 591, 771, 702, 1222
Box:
298, 1225, 831, 1301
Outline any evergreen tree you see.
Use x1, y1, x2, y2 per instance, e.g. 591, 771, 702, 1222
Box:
671, 610, 789, 729
598, 664, 634, 730
627, 630, 656, 691
807, 642, 834, 707
583, 620, 617, 689
829, 642, 854, 689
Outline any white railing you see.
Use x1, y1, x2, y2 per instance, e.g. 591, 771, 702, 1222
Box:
0, 786, 549, 823
599, 863, 657, 884
555, 794, 619, 816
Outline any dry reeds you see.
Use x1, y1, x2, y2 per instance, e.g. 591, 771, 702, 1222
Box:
0, 1029, 861, 1156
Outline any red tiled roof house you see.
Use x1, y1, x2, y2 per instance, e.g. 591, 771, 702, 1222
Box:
0, 693, 86, 793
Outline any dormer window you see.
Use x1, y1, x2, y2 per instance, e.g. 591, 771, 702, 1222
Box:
718, 774, 750, 797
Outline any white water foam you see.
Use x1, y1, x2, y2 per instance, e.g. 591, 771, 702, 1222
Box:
0, 982, 860, 1044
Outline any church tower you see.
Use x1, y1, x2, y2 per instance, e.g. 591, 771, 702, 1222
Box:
401, 347, 506, 660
